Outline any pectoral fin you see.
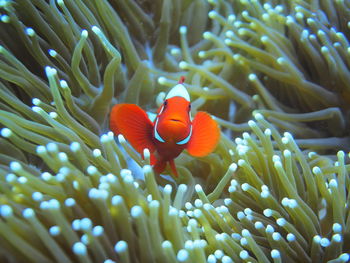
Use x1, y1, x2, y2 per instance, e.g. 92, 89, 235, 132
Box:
186, 111, 220, 157
110, 104, 156, 154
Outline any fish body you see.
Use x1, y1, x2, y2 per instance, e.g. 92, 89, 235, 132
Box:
110, 78, 220, 176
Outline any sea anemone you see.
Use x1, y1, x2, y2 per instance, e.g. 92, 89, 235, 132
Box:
0, 0, 349, 262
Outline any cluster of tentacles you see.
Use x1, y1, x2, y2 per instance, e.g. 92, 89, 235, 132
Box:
0, 0, 349, 262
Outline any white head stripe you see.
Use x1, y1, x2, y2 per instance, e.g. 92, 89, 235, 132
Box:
189, 110, 192, 121
165, 84, 190, 101
176, 125, 192, 145
158, 105, 164, 115
154, 118, 165, 143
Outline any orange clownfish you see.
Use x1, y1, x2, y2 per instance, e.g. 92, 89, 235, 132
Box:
109, 77, 220, 177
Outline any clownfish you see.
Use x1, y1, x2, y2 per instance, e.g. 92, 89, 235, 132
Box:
109, 77, 220, 177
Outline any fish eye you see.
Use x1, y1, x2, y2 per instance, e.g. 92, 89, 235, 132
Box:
188, 104, 191, 111
163, 100, 168, 107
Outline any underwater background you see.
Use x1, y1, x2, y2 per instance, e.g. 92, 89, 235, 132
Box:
0, 0, 350, 262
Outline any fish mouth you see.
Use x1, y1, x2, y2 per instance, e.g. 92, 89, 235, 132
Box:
167, 118, 187, 128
